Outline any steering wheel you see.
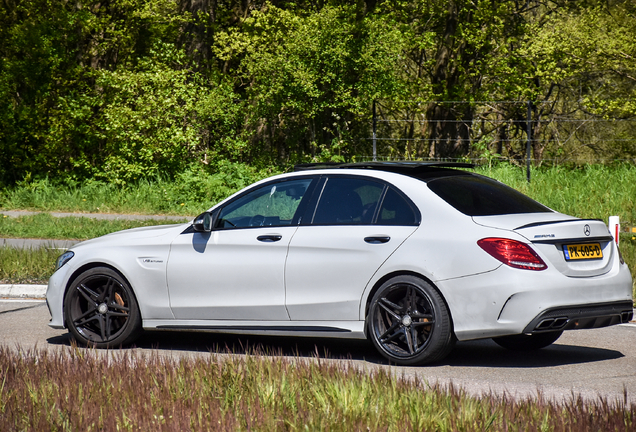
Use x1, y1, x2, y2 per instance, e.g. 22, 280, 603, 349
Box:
249, 215, 265, 227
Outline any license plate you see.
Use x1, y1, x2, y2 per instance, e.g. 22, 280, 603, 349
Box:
563, 243, 603, 261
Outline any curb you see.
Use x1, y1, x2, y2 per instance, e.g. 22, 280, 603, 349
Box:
1, 238, 79, 250
0, 284, 47, 299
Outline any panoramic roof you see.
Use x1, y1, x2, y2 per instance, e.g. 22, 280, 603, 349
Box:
293, 161, 475, 178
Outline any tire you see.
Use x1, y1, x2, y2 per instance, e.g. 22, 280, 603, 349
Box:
64, 267, 142, 348
367, 275, 455, 365
492, 331, 563, 351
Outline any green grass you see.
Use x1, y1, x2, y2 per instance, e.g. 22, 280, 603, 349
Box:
1, 347, 634, 431
0, 163, 277, 216
2, 163, 635, 221
0, 213, 182, 240
0, 247, 59, 284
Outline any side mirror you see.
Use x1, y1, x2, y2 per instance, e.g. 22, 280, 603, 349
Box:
192, 212, 213, 232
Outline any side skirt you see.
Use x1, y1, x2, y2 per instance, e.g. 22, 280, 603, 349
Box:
142, 319, 367, 339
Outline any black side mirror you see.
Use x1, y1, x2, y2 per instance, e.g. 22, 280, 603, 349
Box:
192, 212, 213, 232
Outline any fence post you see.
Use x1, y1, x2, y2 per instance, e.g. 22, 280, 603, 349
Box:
372, 100, 377, 161
526, 100, 532, 182
609, 216, 620, 246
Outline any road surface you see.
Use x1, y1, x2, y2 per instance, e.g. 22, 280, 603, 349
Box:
2, 299, 635, 404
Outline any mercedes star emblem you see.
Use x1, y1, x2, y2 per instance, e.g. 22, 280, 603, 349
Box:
584, 224, 591, 236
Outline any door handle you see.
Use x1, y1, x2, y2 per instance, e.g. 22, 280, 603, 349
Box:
364, 236, 391, 244
257, 235, 282, 242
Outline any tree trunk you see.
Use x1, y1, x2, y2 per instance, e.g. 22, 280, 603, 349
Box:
425, 1, 473, 159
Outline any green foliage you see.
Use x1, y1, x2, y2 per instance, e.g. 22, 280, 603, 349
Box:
215, 3, 408, 161
0, 161, 279, 215
1, 0, 636, 183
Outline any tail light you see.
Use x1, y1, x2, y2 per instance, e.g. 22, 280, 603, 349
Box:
478, 238, 547, 271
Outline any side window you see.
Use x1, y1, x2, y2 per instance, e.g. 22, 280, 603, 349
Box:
312, 177, 383, 225
377, 187, 418, 226
216, 178, 313, 228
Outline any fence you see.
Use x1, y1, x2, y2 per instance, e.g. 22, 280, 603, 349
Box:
366, 100, 636, 181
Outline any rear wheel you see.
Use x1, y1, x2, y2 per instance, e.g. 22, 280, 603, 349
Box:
492, 331, 563, 351
368, 275, 455, 365
64, 267, 141, 348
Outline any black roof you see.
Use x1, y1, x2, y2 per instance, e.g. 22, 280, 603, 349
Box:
293, 161, 475, 179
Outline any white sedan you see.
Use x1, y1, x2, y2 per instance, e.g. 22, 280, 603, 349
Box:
46, 162, 634, 365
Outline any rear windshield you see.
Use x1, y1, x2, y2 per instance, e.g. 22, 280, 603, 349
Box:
426, 175, 552, 216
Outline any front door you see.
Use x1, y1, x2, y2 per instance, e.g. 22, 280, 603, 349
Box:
166, 177, 315, 320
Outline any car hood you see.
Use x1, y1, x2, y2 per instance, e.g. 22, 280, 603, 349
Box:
70, 223, 190, 250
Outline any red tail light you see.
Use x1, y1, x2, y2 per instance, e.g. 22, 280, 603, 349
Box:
477, 238, 547, 271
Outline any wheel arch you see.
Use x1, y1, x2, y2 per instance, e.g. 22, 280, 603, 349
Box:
62, 262, 141, 327
363, 270, 455, 336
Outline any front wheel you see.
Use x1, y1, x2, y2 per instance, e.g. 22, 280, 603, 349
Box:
492, 331, 563, 351
367, 275, 455, 365
64, 267, 141, 348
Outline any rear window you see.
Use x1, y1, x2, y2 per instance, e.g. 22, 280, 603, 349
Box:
427, 175, 552, 216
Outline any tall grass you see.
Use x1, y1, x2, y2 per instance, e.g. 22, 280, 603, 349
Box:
0, 247, 58, 284
0, 162, 277, 216
1, 347, 634, 431
2, 164, 635, 222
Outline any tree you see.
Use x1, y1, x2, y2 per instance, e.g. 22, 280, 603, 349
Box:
214, 3, 407, 162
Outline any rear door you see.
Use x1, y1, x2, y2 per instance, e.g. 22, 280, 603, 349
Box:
284, 176, 420, 321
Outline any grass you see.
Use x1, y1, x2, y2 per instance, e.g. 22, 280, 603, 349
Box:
0, 213, 182, 240
1, 346, 634, 431
0, 162, 276, 216
0, 247, 59, 284
2, 164, 635, 222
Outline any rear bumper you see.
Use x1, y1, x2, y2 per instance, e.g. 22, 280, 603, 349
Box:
522, 301, 634, 333
439, 257, 633, 341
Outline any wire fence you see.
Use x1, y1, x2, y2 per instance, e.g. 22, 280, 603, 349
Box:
366, 100, 636, 174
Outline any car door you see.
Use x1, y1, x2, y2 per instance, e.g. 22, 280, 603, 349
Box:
166, 177, 315, 320
284, 176, 420, 321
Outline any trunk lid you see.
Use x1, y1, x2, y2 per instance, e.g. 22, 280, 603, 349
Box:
473, 213, 615, 277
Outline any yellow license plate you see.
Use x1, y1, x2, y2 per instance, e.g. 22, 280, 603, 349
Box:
563, 243, 603, 261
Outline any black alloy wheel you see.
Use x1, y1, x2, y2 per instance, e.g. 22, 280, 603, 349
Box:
368, 275, 455, 365
492, 331, 563, 351
64, 267, 141, 348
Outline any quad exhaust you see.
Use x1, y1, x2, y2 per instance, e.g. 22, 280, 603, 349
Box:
523, 301, 634, 333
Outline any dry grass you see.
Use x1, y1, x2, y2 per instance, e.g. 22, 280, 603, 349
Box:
1, 346, 634, 431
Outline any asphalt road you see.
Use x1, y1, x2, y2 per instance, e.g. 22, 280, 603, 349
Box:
2, 299, 635, 405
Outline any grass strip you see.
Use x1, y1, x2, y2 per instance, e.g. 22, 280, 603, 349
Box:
0, 247, 58, 284
1, 347, 634, 431
2, 164, 636, 222
0, 213, 181, 240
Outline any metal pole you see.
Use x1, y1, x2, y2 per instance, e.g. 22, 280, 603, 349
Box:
372, 100, 377, 161
526, 100, 532, 182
